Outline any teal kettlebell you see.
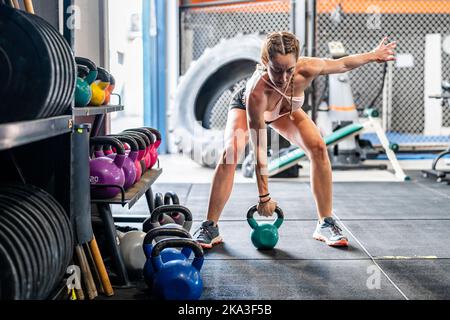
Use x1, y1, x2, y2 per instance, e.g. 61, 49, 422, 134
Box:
247, 205, 284, 250
75, 65, 92, 107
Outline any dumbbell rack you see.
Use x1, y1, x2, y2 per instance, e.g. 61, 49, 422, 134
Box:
74, 103, 163, 288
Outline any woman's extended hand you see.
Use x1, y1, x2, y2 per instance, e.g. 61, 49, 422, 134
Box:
372, 36, 397, 63
257, 198, 278, 217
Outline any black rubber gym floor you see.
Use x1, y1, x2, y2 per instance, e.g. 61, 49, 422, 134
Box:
109, 171, 450, 300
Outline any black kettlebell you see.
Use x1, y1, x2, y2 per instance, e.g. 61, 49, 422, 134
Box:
143, 193, 175, 232
143, 205, 193, 233
164, 191, 187, 228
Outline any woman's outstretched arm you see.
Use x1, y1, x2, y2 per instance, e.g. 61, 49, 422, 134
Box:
300, 36, 397, 76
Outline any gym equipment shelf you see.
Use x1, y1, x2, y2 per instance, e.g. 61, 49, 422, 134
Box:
91, 167, 162, 287
72, 105, 124, 117
0, 115, 73, 151
91, 168, 162, 209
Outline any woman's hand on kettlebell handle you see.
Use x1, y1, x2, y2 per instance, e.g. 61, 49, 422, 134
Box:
257, 197, 277, 217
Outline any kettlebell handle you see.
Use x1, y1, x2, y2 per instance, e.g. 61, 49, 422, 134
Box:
246, 205, 284, 230
150, 204, 193, 231
109, 74, 116, 86
141, 127, 161, 142
75, 57, 97, 84
151, 238, 204, 272
90, 136, 125, 155
75, 56, 97, 71
164, 191, 179, 205
109, 135, 139, 152
141, 127, 161, 148
98, 146, 111, 157
120, 133, 146, 151
77, 65, 89, 79
96, 66, 111, 83
143, 226, 191, 246
94, 144, 104, 152
122, 131, 150, 149
124, 128, 156, 145
154, 192, 164, 209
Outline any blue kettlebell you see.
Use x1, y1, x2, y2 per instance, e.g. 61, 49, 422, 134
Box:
247, 205, 284, 250
151, 238, 204, 300
142, 225, 192, 288
143, 204, 193, 233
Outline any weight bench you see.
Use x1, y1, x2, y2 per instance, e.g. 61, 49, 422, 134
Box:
267, 116, 410, 181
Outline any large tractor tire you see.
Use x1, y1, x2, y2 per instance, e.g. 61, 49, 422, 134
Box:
168, 34, 264, 168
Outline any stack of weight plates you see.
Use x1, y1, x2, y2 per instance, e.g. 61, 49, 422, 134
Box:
0, 5, 76, 124
0, 184, 74, 300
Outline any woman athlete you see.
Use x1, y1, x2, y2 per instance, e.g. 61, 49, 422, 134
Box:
194, 31, 396, 248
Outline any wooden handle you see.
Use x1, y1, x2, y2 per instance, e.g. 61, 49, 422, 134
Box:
12, 0, 19, 9
80, 247, 98, 299
75, 287, 85, 300
75, 245, 98, 300
89, 237, 114, 296
83, 243, 104, 294
23, 0, 34, 13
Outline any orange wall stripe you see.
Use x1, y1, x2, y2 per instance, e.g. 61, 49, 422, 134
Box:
184, 0, 291, 13
329, 105, 357, 111
317, 0, 450, 15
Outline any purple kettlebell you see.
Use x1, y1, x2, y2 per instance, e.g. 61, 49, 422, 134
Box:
107, 135, 139, 190
90, 136, 126, 199
122, 131, 151, 175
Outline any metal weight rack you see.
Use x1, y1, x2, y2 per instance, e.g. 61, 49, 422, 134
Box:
0, 0, 163, 298
78, 103, 164, 287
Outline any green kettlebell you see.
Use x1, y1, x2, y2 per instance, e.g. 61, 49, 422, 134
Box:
247, 205, 284, 250
75, 65, 92, 107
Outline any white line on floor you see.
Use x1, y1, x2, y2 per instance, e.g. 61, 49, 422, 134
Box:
333, 212, 410, 300
414, 181, 450, 199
